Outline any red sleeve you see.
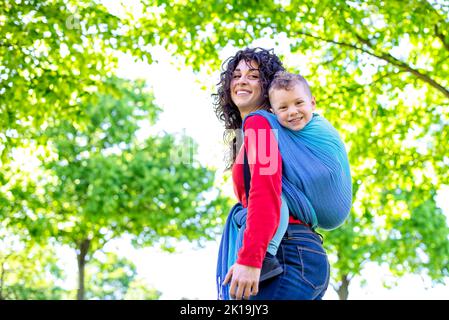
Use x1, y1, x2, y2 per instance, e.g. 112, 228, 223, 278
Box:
235, 115, 282, 268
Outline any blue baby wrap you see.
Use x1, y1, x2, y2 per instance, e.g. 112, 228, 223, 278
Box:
254, 110, 353, 230
216, 203, 246, 300
216, 110, 352, 299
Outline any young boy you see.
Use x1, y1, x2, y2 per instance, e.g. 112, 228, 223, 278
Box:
259, 71, 318, 281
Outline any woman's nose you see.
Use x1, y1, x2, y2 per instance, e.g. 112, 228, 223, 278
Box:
236, 75, 248, 85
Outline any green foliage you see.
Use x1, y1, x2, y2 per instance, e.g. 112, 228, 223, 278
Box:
123, 279, 161, 300
0, 0, 232, 300
381, 190, 449, 280
33, 76, 227, 254
1, 73, 230, 298
85, 251, 161, 300
0, 227, 68, 300
0, 0, 152, 160
3, 0, 448, 299
141, 0, 449, 297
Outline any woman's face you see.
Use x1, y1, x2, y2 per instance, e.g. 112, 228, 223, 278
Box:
230, 59, 264, 112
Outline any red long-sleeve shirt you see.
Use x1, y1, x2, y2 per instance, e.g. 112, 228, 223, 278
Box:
232, 115, 282, 268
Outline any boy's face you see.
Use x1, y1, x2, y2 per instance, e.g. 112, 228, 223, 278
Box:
269, 83, 316, 131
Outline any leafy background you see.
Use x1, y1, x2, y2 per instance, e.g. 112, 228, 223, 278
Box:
1, 0, 448, 299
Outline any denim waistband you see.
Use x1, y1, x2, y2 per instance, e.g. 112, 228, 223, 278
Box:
285, 223, 323, 243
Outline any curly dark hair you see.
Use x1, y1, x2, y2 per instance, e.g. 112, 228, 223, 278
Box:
212, 47, 285, 169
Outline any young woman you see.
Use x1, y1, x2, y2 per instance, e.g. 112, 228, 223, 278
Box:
215, 48, 330, 300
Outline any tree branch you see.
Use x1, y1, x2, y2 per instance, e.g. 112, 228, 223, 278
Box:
355, 32, 449, 99
319, 70, 406, 107
434, 24, 449, 53
436, 54, 449, 68
298, 31, 449, 99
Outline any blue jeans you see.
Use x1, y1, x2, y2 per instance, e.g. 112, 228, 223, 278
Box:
251, 224, 330, 300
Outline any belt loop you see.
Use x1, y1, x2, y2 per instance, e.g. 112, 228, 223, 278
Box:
286, 227, 293, 238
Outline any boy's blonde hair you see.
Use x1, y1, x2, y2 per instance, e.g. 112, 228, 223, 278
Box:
269, 71, 312, 98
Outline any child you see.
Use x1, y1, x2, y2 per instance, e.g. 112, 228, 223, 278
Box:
269, 72, 316, 132
260, 71, 330, 282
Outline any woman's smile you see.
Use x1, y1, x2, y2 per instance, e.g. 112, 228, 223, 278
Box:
235, 89, 252, 96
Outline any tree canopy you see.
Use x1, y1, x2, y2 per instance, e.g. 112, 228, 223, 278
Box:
138, 0, 449, 298
1, 0, 448, 299
0, 0, 231, 298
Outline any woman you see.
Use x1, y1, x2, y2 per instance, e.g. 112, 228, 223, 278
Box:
215, 47, 330, 300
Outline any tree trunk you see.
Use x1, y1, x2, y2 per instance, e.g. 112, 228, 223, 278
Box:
337, 274, 350, 300
76, 239, 90, 300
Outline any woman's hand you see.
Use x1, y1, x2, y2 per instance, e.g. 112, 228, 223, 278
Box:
222, 263, 261, 300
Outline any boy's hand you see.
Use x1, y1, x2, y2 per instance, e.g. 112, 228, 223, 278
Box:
222, 263, 261, 300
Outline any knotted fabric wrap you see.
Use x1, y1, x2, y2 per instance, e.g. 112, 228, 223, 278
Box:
249, 110, 352, 229
216, 111, 352, 299
216, 203, 247, 300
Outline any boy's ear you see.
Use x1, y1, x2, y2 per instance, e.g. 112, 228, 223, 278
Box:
270, 107, 274, 113
311, 96, 317, 110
